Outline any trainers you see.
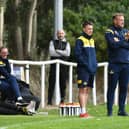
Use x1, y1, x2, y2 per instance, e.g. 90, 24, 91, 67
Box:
16, 99, 29, 106
107, 113, 112, 117
118, 111, 129, 116
79, 113, 93, 118
26, 101, 36, 114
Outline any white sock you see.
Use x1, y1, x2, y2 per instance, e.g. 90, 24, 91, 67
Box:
80, 107, 86, 114
17, 96, 23, 100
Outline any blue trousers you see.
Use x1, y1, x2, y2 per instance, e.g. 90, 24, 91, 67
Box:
107, 63, 129, 113
0, 75, 21, 99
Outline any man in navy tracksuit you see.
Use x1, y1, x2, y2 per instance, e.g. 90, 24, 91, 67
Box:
105, 13, 129, 116
74, 21, 97, 118
0, 47, 27, 105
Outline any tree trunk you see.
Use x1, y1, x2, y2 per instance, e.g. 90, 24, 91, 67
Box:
15, 26, 24, 59
0, 6, 4, 46
30, 10, 37, 59
24, 0, 37, 59
14, 0, 24, 59
32, 10, 37, 49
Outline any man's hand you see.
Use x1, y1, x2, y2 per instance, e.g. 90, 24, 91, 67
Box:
56, 49, 62, 53
125, 32, 129, 40
114, 37, 119, 42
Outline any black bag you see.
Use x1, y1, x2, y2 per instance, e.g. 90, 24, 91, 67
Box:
17, 80, 40, 110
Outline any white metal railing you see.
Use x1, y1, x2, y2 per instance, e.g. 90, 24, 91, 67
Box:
9, 59, 109, 108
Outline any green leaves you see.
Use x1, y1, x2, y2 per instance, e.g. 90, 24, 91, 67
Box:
4, 0, 129, 60
0, 0, 6, 8
63, 1, 129, 62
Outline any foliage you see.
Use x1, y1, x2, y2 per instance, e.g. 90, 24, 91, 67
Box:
0, 0, 6, 7
36, 0, 54, 59
3, 0, 129, 61
64, 0, 129, 62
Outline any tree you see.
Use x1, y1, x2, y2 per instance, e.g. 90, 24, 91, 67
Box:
5, 0, 37, 59
3, 0, 129, 61
0, 0, 6, 46
24, 0, 37, 59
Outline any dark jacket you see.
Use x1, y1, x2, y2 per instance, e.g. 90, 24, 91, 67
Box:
74, 32, 97, 74
105, 26, 129, 63
0, 57, 11, 79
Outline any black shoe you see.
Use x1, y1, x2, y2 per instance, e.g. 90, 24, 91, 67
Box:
60, 100, 64, 103
118, 111, 129, 116
107, 111, 112, 117
47, 101, 52, 105
16, 99, 29, 106
107, 113, 112, 117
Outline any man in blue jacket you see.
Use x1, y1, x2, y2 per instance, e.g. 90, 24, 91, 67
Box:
0, 47, 28, 105
74, 21, 97, 118
105, 13, 129, 116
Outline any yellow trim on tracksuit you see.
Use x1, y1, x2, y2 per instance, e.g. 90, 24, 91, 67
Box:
105, 29, 114, 34
78, 36, 95, 47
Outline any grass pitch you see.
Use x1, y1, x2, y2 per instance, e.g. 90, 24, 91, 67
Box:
0, 104, 129, 129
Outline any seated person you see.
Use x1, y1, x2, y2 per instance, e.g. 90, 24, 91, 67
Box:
0, 46, 27, 105
1, 79, 40, 111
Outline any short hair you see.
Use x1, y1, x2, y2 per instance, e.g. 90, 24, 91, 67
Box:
82, 21, 93, 28
57, 29, 65, 35
0, 46, 7, 52
112, 13, 124, 20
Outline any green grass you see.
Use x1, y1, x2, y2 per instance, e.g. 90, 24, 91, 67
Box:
0, 104, 129, 129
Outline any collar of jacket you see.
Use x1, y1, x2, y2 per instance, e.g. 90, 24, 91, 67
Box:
82, 32, 92, 40
0, 57, 8, 62
112, 25, 123, 31
55, 38, 66, 42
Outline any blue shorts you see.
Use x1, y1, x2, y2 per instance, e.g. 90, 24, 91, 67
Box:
77, 66, 95, 88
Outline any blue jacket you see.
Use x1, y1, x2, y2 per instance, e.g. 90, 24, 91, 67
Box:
74, 32, 97, 74
0, 57, 11, 79
105, 26, 129, 63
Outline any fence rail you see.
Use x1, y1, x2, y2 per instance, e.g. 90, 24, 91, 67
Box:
9, 59, 109, 108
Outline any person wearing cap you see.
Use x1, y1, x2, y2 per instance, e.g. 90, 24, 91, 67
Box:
74, 21, 97, 118
48, 30, 71, 105
105, 13, 129, 116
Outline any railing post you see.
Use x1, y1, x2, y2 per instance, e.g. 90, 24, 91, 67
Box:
25, 64, 30, 84
9, 60, 115, 108
114, 84, 118, 105
69, 65, 73, 103
92, 76, 97, 105
55, 61, 60, 105
104, 63, 108, 103
41, 64, 45, 108
10, 63, 14, 74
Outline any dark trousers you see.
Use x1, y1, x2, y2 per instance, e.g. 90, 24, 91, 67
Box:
107, 63, 129, 114
0, 101, 23, 115
48, 63, 67, 104
0, 76, 21, 99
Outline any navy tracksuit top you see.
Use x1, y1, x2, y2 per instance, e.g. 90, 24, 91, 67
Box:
105, 26, 129, 63
0, 57, 11, 79
74, 32, 97, 74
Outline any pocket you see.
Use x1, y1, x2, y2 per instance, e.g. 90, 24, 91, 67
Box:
108, 63, 119, 74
